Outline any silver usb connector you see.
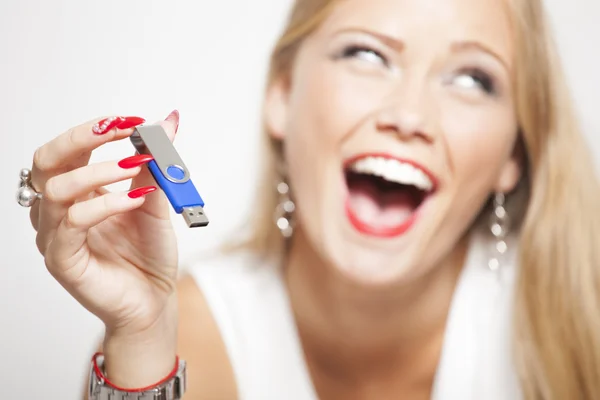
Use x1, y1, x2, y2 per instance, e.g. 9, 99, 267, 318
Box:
182, 206, 209, 228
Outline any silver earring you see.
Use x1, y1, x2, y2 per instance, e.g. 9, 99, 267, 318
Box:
275, 180, 295, 238
488, 192, 509, 271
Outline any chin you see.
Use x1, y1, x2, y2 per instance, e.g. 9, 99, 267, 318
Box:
320, 152, 441, 286
326, 246, 419, 286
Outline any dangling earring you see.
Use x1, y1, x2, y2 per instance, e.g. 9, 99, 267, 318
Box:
488, 192, 509, 271
274, 179, 295, 238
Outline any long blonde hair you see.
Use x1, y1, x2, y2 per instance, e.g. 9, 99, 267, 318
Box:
227, 0, 600, 398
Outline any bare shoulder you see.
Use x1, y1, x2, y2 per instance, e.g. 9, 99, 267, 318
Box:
176, 274, 238, 399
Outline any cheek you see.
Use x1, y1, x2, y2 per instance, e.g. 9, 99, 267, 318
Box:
285, 64, 388, 156
282, 65, 351, 214
283, 66, 373, 195
441, 103, 517, 191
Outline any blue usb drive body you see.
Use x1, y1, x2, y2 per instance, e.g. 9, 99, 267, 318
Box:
131, 125, 209, 227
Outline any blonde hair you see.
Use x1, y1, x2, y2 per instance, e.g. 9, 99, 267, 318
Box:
227, 0, 600, 398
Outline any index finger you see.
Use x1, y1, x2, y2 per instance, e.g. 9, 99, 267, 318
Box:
31, 115, 145, 181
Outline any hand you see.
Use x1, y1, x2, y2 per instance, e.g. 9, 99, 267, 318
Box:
28, 111, 182, 387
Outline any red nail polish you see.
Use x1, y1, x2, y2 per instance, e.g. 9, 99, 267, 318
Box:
128, 186, 157, 199
116, 116, 146, 130
118, 154, 154, 169
92, 117, 125, 135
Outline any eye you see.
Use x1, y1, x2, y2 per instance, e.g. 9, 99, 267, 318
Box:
454, 68, 497, 95
338, 44, 388, 67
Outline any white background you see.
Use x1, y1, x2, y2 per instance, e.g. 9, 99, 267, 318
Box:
0, 1, 598, 399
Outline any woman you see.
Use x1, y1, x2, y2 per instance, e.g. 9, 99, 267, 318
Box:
18, 0, 600, 398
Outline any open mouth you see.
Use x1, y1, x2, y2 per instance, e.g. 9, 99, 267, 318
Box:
343, 155, 436, 238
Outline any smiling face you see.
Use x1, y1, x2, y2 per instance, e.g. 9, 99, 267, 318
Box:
266, 0, 522, 284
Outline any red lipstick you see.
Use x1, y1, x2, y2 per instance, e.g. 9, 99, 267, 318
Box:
342, 152, 436, 239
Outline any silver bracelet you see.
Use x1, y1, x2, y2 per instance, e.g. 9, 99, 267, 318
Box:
88, 353, 187, 400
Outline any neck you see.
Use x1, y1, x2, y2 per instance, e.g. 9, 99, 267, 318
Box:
285, 229, 468, 390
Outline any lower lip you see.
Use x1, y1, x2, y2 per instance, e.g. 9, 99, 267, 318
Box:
344, 198, 421, 238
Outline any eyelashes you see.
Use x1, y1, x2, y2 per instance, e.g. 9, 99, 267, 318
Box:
333, 42, 499, 96
335, 44, 388, 67
454, 67, 498, 95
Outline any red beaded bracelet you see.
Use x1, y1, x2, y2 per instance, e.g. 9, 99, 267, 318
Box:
91, 352, 180, 392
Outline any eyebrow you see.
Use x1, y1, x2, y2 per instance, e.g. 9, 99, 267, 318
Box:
334, 27, 406, 52
332, 27, 510, 71
450, 40, 510, 71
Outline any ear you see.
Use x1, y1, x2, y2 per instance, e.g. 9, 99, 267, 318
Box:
494, 138, 525, 194
264, 78, 290, 140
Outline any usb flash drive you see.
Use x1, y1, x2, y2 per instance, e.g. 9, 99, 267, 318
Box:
130, 124, 209, 228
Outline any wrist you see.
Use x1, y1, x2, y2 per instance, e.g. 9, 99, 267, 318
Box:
92, 353, 181, 391
102, 294, 178, 389
89, 353, 186, 400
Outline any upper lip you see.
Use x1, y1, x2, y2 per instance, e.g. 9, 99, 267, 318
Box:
343, 152, 440, 192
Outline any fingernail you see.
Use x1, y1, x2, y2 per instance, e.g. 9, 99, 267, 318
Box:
118, 154, 154, 169
116, 116, 146, 130
92, 116, 145, 134
128, 186, 157, 199
165, 110, 180, 134
92, 117, 125, 134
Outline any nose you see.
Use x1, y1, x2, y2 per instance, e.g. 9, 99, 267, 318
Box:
375, 80, 435, 143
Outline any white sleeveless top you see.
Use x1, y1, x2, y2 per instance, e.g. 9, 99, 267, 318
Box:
187, 231, 523, 400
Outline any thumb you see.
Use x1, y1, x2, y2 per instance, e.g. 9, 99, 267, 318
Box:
129, 109, 180, 218
161, 109, 180, 140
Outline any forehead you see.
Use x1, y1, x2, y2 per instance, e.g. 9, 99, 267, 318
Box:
315, 0, 514, 63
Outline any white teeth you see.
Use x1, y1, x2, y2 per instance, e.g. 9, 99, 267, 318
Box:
349, 156, 434, 192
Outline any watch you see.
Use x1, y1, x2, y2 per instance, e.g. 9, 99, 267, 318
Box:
88, 354, 187, 400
